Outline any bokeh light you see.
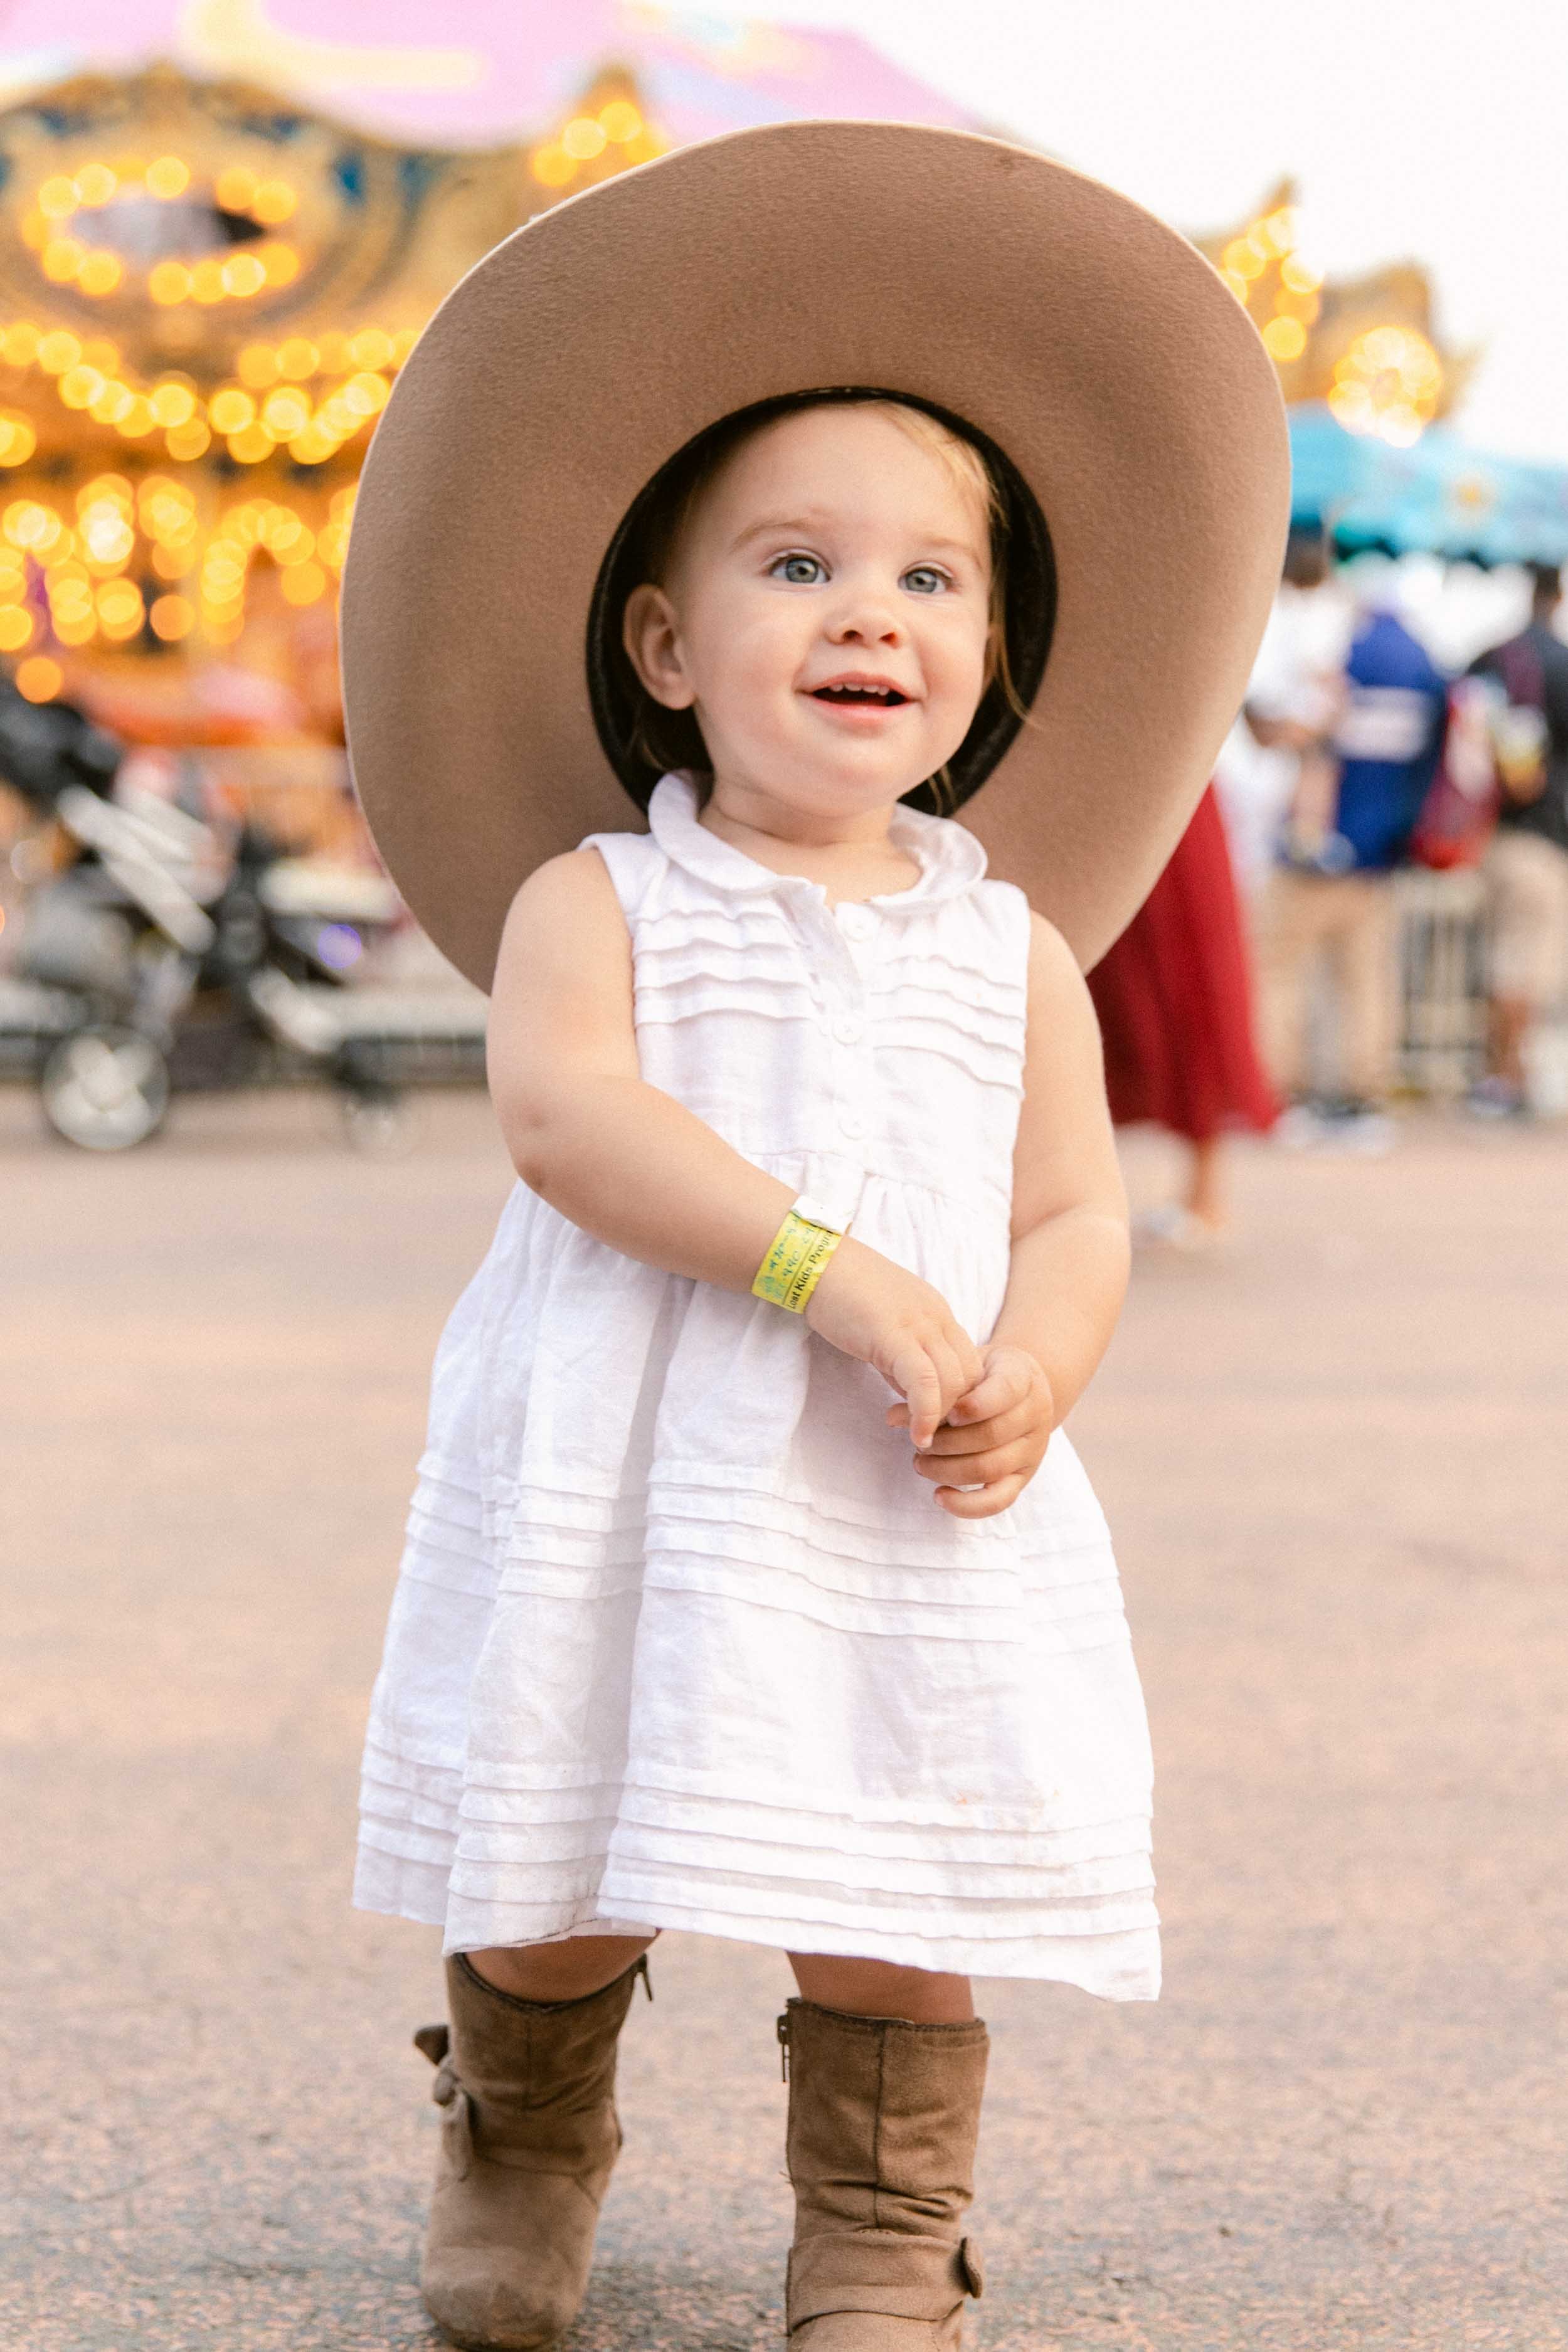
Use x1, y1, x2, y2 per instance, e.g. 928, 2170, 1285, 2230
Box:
14, 654, 61, 701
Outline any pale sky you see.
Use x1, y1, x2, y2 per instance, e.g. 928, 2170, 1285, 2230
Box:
771, 0, 1568, 465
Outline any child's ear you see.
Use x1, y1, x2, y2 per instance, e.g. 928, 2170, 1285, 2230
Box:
622, 583, 696, 710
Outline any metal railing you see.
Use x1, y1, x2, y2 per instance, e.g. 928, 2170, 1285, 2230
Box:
1394, 869, 1488, 1098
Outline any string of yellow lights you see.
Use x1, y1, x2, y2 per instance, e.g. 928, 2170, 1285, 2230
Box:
26, 154, 301, 307
1210, 191, 1448, 448
529, 98, 668, 189
0, 80, 679, 703
0, 475, 355, 677
1217, 203, 1324, 364
0, 319, 416, 465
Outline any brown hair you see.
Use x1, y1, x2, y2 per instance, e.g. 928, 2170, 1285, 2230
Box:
620, 394, 1027, 807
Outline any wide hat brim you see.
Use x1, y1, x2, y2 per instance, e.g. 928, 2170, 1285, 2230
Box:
341, 120, 1290, 987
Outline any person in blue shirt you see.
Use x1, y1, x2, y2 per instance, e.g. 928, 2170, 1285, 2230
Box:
1255, 596, 1448, 1145
1328, 608, 1449, 869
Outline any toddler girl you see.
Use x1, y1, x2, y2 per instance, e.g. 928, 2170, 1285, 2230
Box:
342, 120, 1288, 2352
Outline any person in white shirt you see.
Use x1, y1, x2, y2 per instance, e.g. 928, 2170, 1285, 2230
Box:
1214, 526, 1352, 894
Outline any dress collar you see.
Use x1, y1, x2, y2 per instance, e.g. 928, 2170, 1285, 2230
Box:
646, 772, 988, 911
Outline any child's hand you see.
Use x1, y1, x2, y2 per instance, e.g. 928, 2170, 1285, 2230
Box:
889, 1342, 1056, 1519
804, 1239, 983, 1449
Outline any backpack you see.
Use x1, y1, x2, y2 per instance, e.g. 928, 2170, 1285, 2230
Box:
1408, 677, 1500, 871
1409, 640, 1547, 871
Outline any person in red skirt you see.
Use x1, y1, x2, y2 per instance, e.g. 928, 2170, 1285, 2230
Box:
1088, 783, 1277, 1244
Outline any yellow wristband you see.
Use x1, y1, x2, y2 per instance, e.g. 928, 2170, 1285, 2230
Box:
752, 1205, 843, 1313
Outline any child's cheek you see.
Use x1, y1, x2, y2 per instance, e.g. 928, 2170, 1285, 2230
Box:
728, 610, 809, 709
918, 623, 985, 740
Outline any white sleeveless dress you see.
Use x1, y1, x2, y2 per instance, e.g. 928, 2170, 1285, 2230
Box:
355, 775, 1159, 1999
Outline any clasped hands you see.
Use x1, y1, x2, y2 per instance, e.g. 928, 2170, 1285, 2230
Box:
888, 1340, 1054, 1519
803, 1236, 1055, 1519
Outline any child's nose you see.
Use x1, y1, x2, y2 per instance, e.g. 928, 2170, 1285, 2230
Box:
830, 598, 903, 646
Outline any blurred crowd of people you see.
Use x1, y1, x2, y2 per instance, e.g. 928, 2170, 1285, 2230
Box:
1093, 527, 1568, 1244
1228, 529, 1567, 1132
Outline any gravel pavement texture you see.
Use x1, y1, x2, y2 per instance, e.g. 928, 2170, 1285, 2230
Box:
3, 1088, 1565, 2351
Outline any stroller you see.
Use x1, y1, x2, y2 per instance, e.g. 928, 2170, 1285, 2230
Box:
0, 682, 487, 1150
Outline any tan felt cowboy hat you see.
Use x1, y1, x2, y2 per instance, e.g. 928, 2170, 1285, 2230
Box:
340, 120, 1290, 986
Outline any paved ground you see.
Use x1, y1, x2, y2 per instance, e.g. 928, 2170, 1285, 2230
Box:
3, 1084, 1565, 2351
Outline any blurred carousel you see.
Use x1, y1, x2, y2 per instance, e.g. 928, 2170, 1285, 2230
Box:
0, 60, 559, 1141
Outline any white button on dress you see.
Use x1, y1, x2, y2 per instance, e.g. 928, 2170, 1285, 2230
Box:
355, 773, 1158, 1998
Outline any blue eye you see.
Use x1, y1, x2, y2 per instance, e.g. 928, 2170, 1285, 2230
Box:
771, 554, 825, 585
903, 566, 947, 596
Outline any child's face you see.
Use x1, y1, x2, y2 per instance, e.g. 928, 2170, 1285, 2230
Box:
623, 404, 993, 824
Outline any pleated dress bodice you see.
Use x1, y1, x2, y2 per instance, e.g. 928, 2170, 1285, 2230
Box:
356, 773, 1159, 1997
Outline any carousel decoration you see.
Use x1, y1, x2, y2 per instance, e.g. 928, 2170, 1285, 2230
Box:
0, 57, 670, 712
1195, 177, 1473, 449
1198, 178, 1568, 563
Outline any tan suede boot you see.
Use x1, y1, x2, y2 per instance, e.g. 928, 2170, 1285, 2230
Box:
777, 1997, 988, 2351
413, 1951, 650, 2351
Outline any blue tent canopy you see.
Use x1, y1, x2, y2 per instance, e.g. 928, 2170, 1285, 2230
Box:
1290, 405, 1568, 566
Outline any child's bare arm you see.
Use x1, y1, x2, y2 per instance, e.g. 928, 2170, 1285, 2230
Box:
489, 850, 789, 1285
487, 850, 981, 1444
995, 916, 1131, 1409
898, 914, 1130, 1516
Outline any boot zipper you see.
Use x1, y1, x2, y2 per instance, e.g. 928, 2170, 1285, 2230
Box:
776, 2011, 791, 2082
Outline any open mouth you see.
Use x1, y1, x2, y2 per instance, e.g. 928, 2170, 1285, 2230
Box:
810, 684, 909, 706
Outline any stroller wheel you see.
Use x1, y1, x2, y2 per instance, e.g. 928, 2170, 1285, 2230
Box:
339, 1086, 415, 1158
41, 1024, 171, 1151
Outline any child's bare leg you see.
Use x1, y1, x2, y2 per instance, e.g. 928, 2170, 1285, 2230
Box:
469, 1932, 657, 2003
787, 1950, 974, 2023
